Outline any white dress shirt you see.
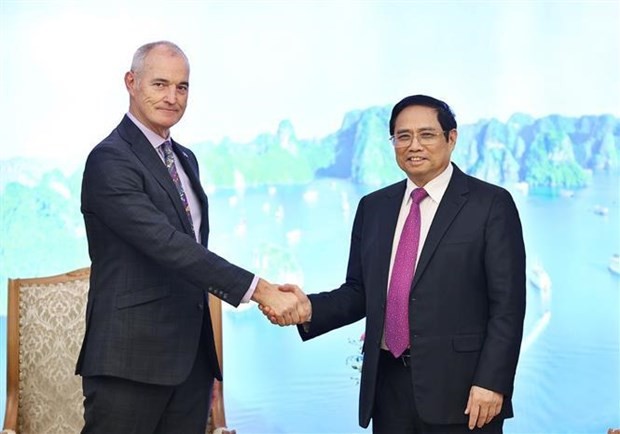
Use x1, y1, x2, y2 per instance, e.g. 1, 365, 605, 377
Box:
381, 163, 454, 349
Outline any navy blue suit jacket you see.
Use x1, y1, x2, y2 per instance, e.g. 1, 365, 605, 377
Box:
76, 115, 253, 386
299, 164, 526, 427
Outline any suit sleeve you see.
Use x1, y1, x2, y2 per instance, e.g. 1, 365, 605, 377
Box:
81, 144, 252, 306
474, 188, 526, 396
298, 196, 367, 340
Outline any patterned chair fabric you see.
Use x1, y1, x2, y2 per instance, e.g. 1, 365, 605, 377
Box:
2, 268, 90, 434
2, 268, 228, 434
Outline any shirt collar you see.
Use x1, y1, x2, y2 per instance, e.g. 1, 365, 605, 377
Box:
404, 163, 454, 204
126, 112, 171, 150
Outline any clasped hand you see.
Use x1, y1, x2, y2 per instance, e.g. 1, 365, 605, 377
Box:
252, 279, 311, 326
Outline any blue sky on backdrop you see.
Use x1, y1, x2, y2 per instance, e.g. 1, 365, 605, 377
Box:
1, 0, 618, 161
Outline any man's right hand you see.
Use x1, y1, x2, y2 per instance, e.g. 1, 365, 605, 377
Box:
256, 282, 311, 326
278, 283, 311, 325
251, 278, 302, 326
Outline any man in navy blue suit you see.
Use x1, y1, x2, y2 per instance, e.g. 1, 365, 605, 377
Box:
77, 40, 301, 434
269, 95, 526, 433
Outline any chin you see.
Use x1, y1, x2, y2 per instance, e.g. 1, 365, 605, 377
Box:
406, 170, 429, 182
157, 119, 181, 130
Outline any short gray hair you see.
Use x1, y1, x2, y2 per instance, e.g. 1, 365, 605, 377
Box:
130, 41, 188, 74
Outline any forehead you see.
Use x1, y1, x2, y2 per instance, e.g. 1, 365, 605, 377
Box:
394, 105, 440, 129
142, 48, 189, 78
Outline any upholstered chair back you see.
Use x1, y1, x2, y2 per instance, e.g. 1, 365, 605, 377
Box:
2, 268, 229, 434
2, 268, 90, 434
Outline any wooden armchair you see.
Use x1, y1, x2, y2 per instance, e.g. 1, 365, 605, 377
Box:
206, 296, 233, 434
2, 268, 230, 434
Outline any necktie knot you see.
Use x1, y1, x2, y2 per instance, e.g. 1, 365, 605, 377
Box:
161, 140, 173, 159
411, 188, 428, 205
161, 141, 178, 174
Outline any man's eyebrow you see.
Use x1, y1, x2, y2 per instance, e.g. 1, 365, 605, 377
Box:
395, 126, 438, 133
149, 78, 189, 87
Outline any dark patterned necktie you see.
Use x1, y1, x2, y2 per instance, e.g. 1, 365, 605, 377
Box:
161, 140, 195, 236
385, 187, 428, 357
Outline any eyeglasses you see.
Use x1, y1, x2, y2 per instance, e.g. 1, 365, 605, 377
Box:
390, 130, 448, 148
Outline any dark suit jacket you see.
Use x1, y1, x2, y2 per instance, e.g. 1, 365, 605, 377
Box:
299, 164, 526, 427
76, 115, 253, 386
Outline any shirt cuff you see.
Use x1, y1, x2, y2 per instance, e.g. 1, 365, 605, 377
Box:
240, 275, 259, 304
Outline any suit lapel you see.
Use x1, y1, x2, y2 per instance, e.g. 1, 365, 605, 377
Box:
173, 142, 210, 242
117, 116, 195, 235
172, 142, 208, 204
413, 164, 469, 287
375, 181, 407, 302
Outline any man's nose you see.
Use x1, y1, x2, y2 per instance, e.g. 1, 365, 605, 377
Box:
163, 85, 177, 103
407, 135, 424, 150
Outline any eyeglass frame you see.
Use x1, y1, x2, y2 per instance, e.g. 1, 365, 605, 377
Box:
389, 129, 452, 148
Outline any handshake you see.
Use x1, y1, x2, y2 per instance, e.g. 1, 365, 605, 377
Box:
252, 278, 312, 326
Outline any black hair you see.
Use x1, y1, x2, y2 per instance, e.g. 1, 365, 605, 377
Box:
389, 95, 457, 139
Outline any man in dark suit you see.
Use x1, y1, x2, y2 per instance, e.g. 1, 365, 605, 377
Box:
77, 40, 300, 434
271, 95, 526, 433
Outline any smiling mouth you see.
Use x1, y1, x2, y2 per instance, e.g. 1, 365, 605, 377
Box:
407, 156, 425, 162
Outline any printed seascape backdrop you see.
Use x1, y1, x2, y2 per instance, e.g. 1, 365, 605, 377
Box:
1, 1, 619, 433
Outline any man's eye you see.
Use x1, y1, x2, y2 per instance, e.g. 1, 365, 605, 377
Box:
178, 85, 188, 92
397, 134, 412, 141
420, 133, 435, 139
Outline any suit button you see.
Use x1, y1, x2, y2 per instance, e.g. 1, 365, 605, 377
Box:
198, 303, 204, 310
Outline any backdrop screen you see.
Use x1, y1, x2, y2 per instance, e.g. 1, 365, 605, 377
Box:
1, 2, 619, 433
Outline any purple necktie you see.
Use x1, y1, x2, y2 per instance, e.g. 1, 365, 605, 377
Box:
161, 141, 195, 236
385, 187, 428, 357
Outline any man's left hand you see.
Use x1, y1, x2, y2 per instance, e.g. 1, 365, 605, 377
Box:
464, 385, 503, 430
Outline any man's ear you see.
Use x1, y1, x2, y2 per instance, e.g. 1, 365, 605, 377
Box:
448, 128, 458, 150
124, 71, 136, 94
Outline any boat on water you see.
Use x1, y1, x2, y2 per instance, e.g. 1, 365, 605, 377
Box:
594, 205, 609, 216
528, 263, 552, 311
529, 263, 552, 291
609, 254, 620, 276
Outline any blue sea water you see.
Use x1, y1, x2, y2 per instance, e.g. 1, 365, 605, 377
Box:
0, 172, 617, 433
